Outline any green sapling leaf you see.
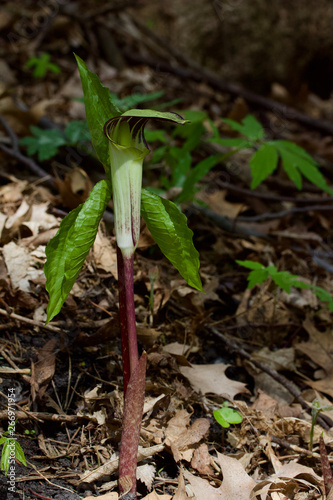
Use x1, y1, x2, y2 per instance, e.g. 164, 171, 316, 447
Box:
250, 143, 279, 189
237, 260, 333, 310
271, 140, 333, 195
44, 180, 111, 323
65, 120, 91, 143
141, 189, 203, 291
19, 126, 66, 161
223, 115, 264, 141
176, 154, 223, 203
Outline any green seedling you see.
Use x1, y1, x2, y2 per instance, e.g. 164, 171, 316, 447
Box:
20, 121, 91, 161
213, 401, 243, 428
44, 55, 202, 499
310, 399, 333, 451
25, 52, 61, 78
0, 422, 27, 476
210, 114, 333, 195
237, 260, 333, 311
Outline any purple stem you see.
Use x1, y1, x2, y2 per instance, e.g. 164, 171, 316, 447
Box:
119, 352, 147, 499
117, 245, 139, 395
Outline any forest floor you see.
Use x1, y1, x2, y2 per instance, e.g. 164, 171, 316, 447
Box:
0, 2, 333, 499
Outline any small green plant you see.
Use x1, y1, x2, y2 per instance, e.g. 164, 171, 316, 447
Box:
25, 52, 61, 78
19, 121, 91, 161
145, 109, 224, 203
213, 402, 243, 428
0, 422, 27, 476
237, 260, 333, 311
310, 399, 333, 450
210, 114, 333, 195
44, 55, 202, 499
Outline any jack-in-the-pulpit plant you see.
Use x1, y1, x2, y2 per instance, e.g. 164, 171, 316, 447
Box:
44, 55, 202, 499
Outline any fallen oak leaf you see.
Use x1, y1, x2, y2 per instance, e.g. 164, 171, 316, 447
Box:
184, 452, 256, 500
179, 363, 249, 399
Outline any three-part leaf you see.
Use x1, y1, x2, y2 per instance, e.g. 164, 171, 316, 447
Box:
141, 189, 203, 291
45, 180, 111, 323
19, 127, 66, 161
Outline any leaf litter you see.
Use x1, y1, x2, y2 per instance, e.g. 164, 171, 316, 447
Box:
1, 4, 333, 499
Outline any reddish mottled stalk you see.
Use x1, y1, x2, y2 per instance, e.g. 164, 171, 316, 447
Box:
117, 246, 139, 395
119, 352, 147, 499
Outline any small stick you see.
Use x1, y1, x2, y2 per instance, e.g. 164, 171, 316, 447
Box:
0, 308, 61, 333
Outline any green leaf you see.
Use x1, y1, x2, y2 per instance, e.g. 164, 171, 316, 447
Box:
65, 120, 91, 143
236, 260, 263, 270
236, 260, 270, 288
122, 109, 188, 125
14, 441, 27, 467
166, 147, 192, 187
109, 91, 164, 112
182, 123, 205, 152
209, 137, 253, 149
45, 180, 111, 323
176, 154, 222, 203
144, 129, 168, 143
250, 143, 279, 189
238, 260, 333, 310
223, 115, 264, 141
268, 268, 300, 293
272, 140, 333, 195
214, 407, 243, 428
1, 441, 10, 475
19, 126, 66, 161
141, 189, 203, 291
75, 54, 120, 180
26, 53, 60, 78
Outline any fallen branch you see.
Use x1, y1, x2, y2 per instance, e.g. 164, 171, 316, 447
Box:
124, 52, 333, 137
0, 114, 55, 188
209, 326, 333, 430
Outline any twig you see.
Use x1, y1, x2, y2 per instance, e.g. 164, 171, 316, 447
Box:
194, 205, 270, 239
209, 326, 333, 430
0, 391, 43, 423
271, 435, 333, 461
236, 204, 333, 222
124, 52, 333, 137
0, 409, 97, 423
216, 180, 333, 204
0, 114, 55, 188
0, 308, 61, 333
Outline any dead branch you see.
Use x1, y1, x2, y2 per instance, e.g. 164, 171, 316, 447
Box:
209, 326, 333, 430
124, 52, 333, 137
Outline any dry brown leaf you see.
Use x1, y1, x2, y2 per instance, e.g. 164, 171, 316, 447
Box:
184, 452, 256, 499
251, 461, 324, 499
164, 409, 192, 448
179, 363, 248, 399
137, 463, 155, 491
2, 241, 45, 292
141, 492, 172, 500
32, 338, 58, 399
296, 316, 333, 397
191, 443, 214, 474
84, 493, 118, 500
297, 316, 333, 372
171, 418, 210, 462
197, 189, 247, 219
93, 230, 117, 278
79, 445, 164, 484
173, 469, 188, 499
54, 166, 92, 209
